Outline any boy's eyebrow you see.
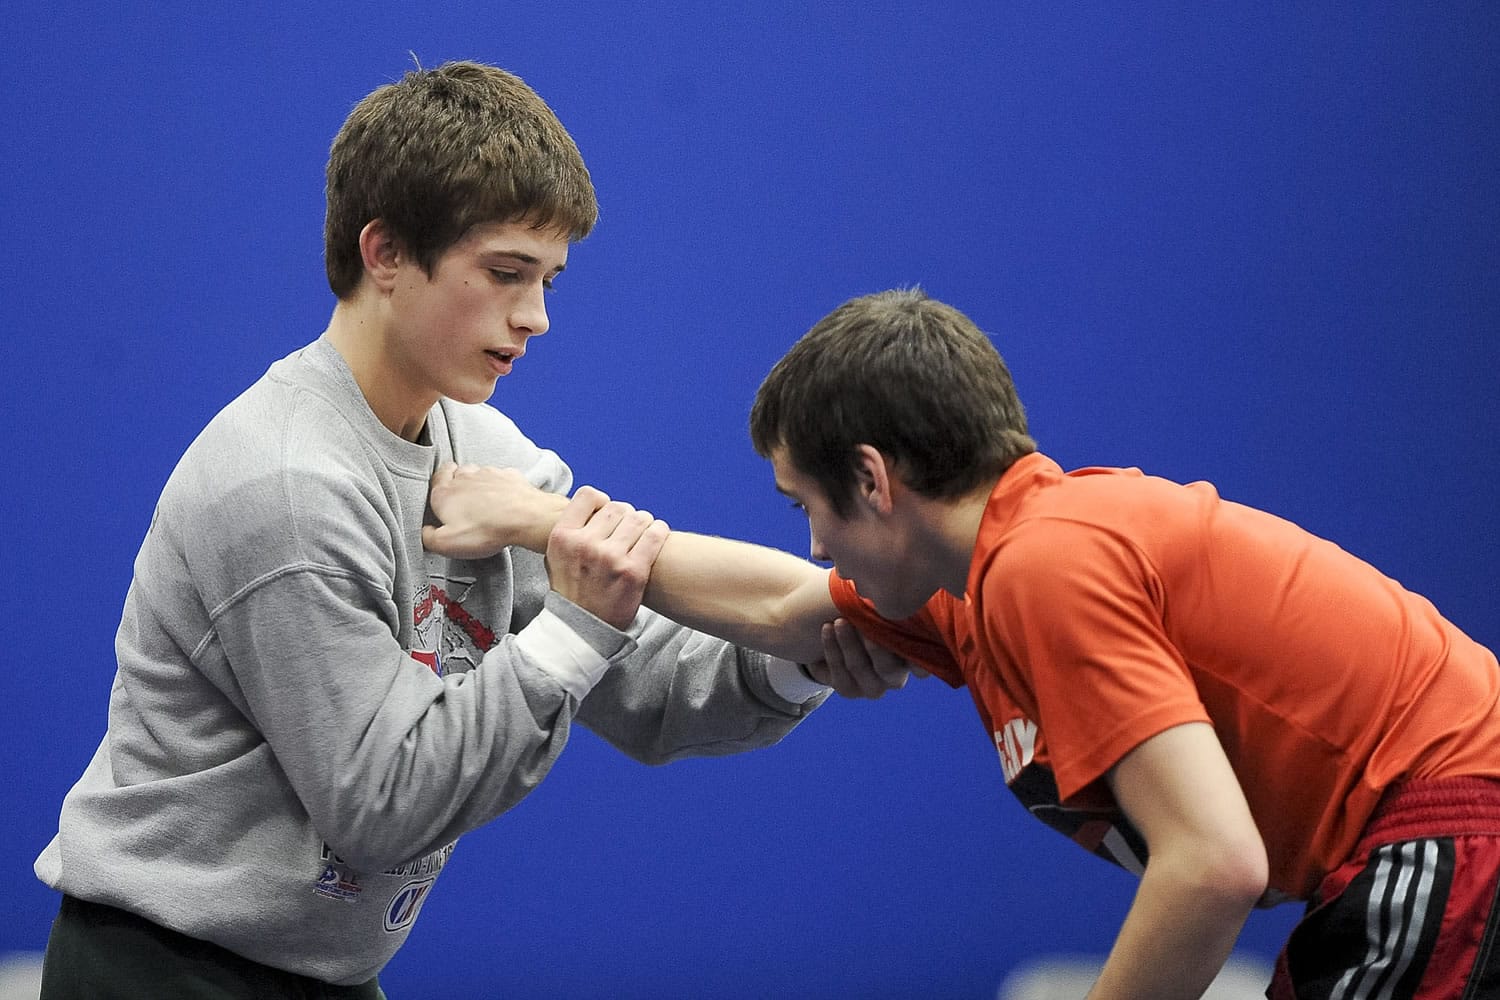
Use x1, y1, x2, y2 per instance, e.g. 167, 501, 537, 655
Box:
482, 249, 567, 273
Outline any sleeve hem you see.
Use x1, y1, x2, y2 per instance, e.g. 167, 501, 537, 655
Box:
513, 608, 613, 701
765, 659, 831, 704
1054, 704, 1212, 804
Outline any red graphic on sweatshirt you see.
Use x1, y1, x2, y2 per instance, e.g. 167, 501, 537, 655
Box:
431, 586, 497, 651
413, 584, 498, 652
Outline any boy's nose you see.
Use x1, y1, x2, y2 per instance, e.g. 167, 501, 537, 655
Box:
810, 529, 828, 564
512, 286, 549, 336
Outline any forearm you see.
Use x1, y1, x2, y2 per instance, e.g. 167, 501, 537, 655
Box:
1087, 856, 1258, 999
577, 610, 821, 763
424, 469, 839, 661
220, 574, 589, 873
1090, 723, 1269, 998
642, 530, 838, 664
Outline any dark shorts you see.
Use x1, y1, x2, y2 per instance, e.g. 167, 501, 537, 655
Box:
1270, 776, 1500, 1000
40, 894, 386, 1000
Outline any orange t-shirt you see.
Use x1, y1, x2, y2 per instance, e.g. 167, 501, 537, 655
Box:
830, 452, 1500, 898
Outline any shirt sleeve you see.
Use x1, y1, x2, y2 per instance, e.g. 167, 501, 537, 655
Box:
979, 521, 1210, 803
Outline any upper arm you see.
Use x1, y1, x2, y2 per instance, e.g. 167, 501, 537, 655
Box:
985, 523, 1207, 798
1107, 722, 1268, 895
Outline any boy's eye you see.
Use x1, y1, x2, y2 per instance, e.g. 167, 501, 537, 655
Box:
490, 269, 557, 292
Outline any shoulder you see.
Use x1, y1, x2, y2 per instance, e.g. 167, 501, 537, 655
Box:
977, 511, 1165, 625
171, 370, 380, 511
988, 464, 1216, 574
155, 381, 402, 594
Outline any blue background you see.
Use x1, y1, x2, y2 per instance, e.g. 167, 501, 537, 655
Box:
2, 4, 1496, 998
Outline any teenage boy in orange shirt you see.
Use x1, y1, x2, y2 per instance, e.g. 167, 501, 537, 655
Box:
429, 288, 1500, 998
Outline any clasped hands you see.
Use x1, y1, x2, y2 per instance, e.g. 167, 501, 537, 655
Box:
423, 462, 912, 699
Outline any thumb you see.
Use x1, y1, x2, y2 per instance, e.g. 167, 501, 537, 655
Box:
423, 522, 479, 558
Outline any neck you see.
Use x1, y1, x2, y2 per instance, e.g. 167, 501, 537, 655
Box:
325, 296, 435, 442
918, 481, 998, 599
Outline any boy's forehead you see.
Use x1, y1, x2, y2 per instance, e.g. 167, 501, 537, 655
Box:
769, 448, 815, 497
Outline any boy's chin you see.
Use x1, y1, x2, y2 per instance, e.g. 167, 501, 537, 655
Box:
867, 588, 932, 622
449, 381, 501, 405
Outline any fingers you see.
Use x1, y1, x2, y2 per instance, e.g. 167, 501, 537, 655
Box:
631, 516, 671, 566
863, 627, 912, 690
544, 494, 672, 629
591, 505, 670, 571
820, 620, 880, 698
817, 619, 912, 699
802, 660, 833, 687
426, 464, 572, 557
554, 485, 613, 532
432, 462, 489, 488
555, 495, 666, 558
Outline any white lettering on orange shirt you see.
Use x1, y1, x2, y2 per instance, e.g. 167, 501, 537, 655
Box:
995, 716, 1039, 783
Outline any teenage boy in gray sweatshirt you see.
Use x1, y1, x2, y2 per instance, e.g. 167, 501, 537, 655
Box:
34, 61, 908, 999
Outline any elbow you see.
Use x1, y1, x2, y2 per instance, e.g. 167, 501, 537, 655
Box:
318, 814, 420, 875
1149, 834, 1268, 916
620, 743, 677, 767
1219, 857, 1270, 912
1198, 839, 1270, 913
313, 784, 449, 875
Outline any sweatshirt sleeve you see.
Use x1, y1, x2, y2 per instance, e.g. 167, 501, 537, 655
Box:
574, 608, 829, 765
203, 554, 640, 874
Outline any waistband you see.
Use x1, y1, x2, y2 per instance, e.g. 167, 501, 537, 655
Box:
1356, 776, 1500, 853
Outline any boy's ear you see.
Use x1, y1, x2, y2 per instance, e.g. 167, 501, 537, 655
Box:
358, 219, 403, 291
852, 444, 895, 516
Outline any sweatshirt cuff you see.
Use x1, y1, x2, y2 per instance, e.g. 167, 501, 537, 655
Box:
764, 658, 831, 704
513, 608, 613, 701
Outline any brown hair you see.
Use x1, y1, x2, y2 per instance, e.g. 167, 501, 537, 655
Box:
324, 61, 598, 298
750, 288, 1036, 517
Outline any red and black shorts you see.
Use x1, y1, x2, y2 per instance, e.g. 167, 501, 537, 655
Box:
1270, 776, 1500, 1000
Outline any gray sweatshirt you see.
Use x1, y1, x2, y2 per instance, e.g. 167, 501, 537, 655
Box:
35, 336, 826, 985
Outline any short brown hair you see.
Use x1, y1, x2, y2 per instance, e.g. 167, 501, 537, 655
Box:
324, 61, 598, 298
750, 289, 1036, 517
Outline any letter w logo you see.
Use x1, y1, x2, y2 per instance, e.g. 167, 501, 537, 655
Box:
384, 877, 436, 933
994, 717, 1038, 783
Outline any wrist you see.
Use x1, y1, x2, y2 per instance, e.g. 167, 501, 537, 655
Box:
525, 493, 570, 552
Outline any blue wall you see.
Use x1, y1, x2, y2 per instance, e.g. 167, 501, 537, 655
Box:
2, 4, 1496, 997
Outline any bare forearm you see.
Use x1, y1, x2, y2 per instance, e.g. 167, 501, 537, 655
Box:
1093, 724, 1268, 998
422, 467, 838, 661
1087, 858, 1258, 999
642, 531, 838, 663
